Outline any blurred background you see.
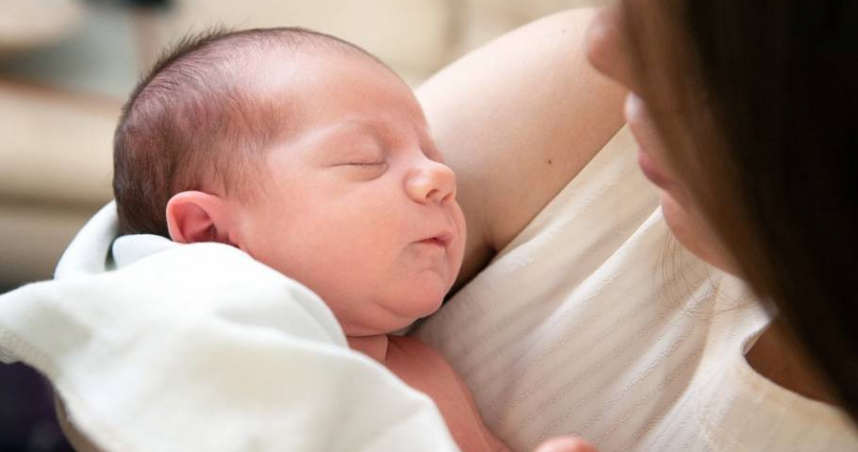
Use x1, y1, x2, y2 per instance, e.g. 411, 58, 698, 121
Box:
0, 0, 600, 449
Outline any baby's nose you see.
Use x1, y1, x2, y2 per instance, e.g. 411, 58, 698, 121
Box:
406, 160, 457, 204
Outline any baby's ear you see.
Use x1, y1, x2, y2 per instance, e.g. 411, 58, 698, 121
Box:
165, 191, 235, 245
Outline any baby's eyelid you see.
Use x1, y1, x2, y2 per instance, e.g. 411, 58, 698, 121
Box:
344, 146, 387, 166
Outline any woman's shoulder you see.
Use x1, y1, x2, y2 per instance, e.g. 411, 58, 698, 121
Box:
417, 8, 628, 290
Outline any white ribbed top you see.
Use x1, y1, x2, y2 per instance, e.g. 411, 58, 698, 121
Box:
413, 127, 858, 451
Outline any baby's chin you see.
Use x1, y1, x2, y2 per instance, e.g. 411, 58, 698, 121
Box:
338, 274, 454, 335
388, 294, 444, 332
348, 295, 444, 336
408, 281, 449, 313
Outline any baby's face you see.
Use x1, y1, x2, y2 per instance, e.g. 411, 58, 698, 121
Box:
233, 51, 466, 336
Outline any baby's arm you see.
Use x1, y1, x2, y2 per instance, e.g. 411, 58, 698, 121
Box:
416, 8, 626, 290
385, 336, 510, 452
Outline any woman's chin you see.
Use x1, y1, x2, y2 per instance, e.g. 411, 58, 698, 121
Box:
660, 193, 739, 275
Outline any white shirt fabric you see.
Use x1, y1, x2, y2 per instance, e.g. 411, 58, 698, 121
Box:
0, 205, 459, 452
414, 127, 858, 451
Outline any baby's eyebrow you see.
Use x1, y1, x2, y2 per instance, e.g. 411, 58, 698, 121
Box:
328, 123, 382, 146
289, 120, 377, 151
297, 122, 387, 164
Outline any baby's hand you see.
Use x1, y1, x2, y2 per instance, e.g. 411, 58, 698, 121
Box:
534, 436, 597, 452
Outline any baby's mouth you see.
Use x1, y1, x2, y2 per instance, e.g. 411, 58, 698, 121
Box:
419, 237, 446, 247
417, 231, 453, 249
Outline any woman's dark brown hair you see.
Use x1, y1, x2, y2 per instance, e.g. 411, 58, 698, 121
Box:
634, 0, 857, 418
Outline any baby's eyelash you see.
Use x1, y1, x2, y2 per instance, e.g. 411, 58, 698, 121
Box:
347, 161, 386, 167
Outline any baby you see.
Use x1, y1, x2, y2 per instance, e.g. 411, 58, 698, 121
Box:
112, 27, 507, 452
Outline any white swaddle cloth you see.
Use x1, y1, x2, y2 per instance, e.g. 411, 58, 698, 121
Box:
0, 205, 458, 452
414, 127, 858, 451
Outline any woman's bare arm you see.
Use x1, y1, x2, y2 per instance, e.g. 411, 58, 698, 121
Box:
417, 8, 627, 289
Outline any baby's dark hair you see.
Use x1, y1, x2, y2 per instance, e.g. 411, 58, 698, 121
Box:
113, 27, 386, 237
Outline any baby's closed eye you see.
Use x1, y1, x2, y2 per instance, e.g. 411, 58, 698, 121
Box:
330, 158, 389, 180
339, 160, 386, 167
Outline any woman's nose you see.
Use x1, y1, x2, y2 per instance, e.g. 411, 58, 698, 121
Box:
406, 159, 457, 204
585, 3, 637, 93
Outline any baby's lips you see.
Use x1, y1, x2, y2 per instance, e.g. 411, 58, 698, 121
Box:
414, 229, 454, 250
435, 230, 455, 248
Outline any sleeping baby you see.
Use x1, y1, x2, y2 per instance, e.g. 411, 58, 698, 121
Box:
112, 27, 507, 452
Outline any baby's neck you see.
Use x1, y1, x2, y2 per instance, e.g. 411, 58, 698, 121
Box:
347, 334, 390, 363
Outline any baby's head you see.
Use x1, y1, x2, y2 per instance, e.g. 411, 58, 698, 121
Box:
114, 28, 466, 336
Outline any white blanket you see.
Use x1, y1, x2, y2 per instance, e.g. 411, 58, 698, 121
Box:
0, 204, 459, 452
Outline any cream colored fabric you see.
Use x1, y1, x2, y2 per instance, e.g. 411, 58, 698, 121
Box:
0, 204, 97, 285
457, 0, 606, 54
0, 85, 114, 205
0, 0, 85, 55
413, 127, 858, 451
156, 0, 454, 85
0, 83, 116, 286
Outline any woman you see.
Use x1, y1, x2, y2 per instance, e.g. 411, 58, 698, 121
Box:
586, 0, 858, 416
415, 1, 857, 450
586, 0, 858, 422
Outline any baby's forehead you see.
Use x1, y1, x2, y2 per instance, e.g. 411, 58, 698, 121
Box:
241, 48, 392, 107
250, 60, 422, 127
245, 41, 388, 82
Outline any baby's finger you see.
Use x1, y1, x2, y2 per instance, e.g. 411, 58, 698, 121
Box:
534, 436, 598, 452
